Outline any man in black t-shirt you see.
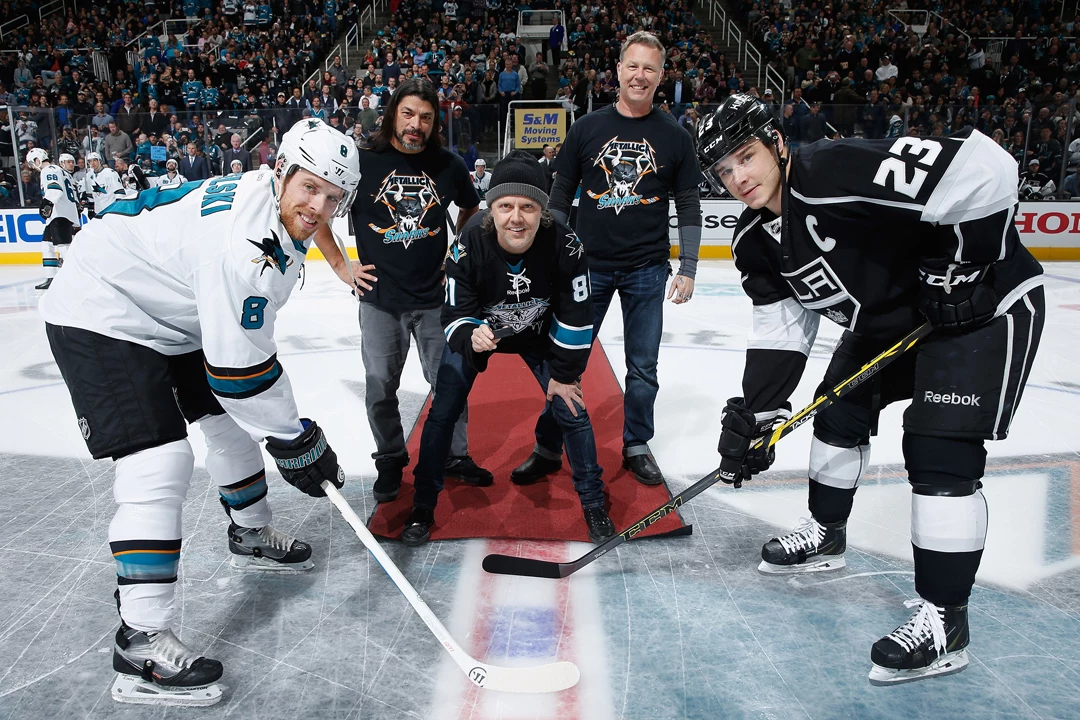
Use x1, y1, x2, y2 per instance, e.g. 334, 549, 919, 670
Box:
315, 79, 488, 502
514, 32, 702, 489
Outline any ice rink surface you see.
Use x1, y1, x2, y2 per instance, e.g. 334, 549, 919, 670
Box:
0, 260, 1078, 719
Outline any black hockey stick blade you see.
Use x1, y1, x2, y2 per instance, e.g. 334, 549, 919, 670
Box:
482, 322, 932, 580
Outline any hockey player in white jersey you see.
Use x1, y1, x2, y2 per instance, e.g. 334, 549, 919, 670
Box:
40, 118, 361, 706
697, 95, 1044, 686
151, 158, 188, 187
28, 148, 82, 290
82, 151, 125, 216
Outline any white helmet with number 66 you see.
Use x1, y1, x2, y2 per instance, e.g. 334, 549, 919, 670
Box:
274, 118, 361, 218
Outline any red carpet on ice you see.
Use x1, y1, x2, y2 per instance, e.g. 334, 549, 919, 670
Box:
367, 343, 692, 542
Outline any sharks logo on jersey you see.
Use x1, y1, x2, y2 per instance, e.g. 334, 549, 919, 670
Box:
447, 240, 467, 263
586, 137, 662, 214
248, 230, 292, 275
565, 230, 584, 259
369, 170, 442, 248
484, 298, 551, 334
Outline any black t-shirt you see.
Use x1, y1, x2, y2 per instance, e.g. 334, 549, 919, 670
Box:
353, 144, 480, 311
551, 104, 700, 272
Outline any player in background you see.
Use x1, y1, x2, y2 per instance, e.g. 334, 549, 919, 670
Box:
28, 148, 81, 291
402, 152, 614, 545
39, 119, 360, 706
470, 156, 490, 198
82, 151, 125, 217
115, 156, 151, 194
697, 95, 1044, 685
151, 158, 188, 187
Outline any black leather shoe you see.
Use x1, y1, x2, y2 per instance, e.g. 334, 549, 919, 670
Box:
445, 455, 493, 486
373, 455, 408, 503
622, 450, 664, 486
583, 506, 616, 543
401, 507, 435, 547
510, 452, 562, 485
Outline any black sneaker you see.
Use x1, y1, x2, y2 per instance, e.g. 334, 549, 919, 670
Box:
868, 600, 970, 685
373, 455, 407, 503
445, 455, 493, 486
622, 449, 664, 485
35, 278, 52, 291
401, 507, 435, 547
510, 452, 562, 485
758, 517, 846, 574
583, 506, 616, 543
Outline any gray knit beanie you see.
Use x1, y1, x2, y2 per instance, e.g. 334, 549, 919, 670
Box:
485, 150, 549, 209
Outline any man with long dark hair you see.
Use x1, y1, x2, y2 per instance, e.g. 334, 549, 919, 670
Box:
315, 78, 488, 503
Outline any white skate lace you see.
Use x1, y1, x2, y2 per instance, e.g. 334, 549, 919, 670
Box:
885, 599, 947, 654
256, 525, 296, 552
776, 517, 824, 555
147, 629, 201, 671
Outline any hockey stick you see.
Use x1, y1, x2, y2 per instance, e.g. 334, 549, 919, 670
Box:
321, 482, 581, 693
482, 322, 933, 579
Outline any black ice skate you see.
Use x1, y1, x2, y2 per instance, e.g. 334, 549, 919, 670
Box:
35, 278, 52, 291
868, 599, 969, 686
228, 522, 314, 572
758, 517, 846, 574
111, 623, 224, 706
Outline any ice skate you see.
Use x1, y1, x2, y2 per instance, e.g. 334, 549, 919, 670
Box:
758, 517, 846, 574
111, 623, 224, 706
868, 599, 969, 686
228, 522, 314, 572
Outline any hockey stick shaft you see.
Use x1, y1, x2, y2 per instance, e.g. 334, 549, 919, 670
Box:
482, 322, 933, 579
321, 483, 580, 693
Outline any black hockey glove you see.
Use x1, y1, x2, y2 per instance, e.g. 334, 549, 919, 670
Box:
39, 198, 53, 219
717, 397, 790, 488
265, 419, 344, 498
918, 259, 998, 333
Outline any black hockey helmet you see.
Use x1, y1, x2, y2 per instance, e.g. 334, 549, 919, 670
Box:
696, 93, 783, 195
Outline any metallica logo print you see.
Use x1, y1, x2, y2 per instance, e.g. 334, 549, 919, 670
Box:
586, 137, 662, 214
369, 170, 443, 248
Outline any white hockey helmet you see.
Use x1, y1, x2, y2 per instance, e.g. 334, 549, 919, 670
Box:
86, 151, 102, 166
26, 147, 49, 170
59, 153, 75, 171
166, 158, 178, 169
274, 118, 361, 218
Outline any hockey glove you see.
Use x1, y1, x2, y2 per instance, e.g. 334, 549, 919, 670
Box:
717, 397, 790, 488
39, 199, 53, 220
265, 419, 344, 498
918, 259, 998, 333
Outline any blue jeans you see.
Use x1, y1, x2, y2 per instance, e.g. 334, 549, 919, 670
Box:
532, 260, 668, 454
412, 345, 605, 510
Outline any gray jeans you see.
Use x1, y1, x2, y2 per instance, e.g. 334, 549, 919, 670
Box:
359, 302, 468, 461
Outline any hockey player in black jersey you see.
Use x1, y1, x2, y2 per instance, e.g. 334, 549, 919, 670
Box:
401, 151, 615, 546
697, 94, 1045, 685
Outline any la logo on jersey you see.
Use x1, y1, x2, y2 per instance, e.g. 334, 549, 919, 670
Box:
369, 170, 442, 247
586, 137, 661, 214
781, 256, 862, 329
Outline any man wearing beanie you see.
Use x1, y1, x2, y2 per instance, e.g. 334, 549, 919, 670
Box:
400, 151, 615, 546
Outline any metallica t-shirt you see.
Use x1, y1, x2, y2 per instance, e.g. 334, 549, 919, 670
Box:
551, 104, 701, 272
353, 145, 480, 311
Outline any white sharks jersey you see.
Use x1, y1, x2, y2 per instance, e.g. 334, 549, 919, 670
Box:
40, 170, 309, 441
39, 163, 81, 227
152, 171, 188, 188
83, 166, 126, 214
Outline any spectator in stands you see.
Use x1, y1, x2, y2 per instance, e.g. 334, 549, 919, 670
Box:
225, 133, 251, 172
538, 143, 555, 190
357, 96, 378, 134
181, 141, 209, 181
549, 15, 564, 68
529, 53, 550, 100
1063, 165, 1080, 199
92, 103, 114, 131
103, 121, 133, 167
116, 92, 140, 138
498, 61, 522, 116
21, 168, 41, 206
876, 55, 899, 84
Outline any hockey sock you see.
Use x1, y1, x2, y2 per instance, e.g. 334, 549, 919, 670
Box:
41, 241, 58, 278
201, 413, 271, 529
807, 436, 870, 524
110, 440, 194, 632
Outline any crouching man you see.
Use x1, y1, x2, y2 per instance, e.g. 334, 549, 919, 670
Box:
401, 151, 615, 546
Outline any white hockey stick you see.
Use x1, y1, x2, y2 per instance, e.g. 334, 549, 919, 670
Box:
321, 482, 581, 694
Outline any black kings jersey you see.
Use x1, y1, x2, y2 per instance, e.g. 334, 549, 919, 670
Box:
353, 145, 480, 311
442, 213, 593, 383
733, 128, 1044, 412
552, 104, 701, 271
